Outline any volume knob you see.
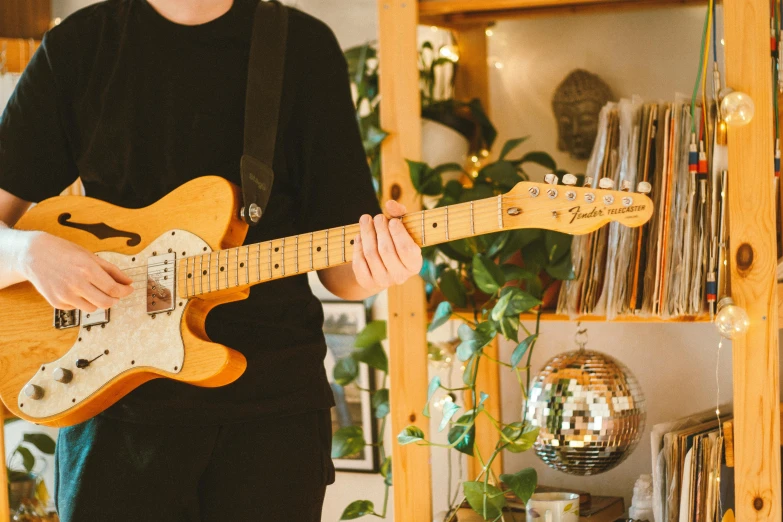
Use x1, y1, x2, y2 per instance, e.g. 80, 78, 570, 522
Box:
53, 367, 73, 384
23, 384, 44, 400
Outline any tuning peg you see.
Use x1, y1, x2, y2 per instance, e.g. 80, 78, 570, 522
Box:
598, 177, 614, 190
562, 174, 577, 186
583, 176, 594, 187
637, 181, 652, 195
621, 180, 632, 192
544, 173, 558, 185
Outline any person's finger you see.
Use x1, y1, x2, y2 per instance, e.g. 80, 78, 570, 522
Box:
359, 214, 390, 287
95, 256, 134, 286
78, 281, 118, 310
384, 199, 407, 218
388, 217, 423, 274
92, 257, 134, 298
373, 214, 411, 285
352, 235, 376, 289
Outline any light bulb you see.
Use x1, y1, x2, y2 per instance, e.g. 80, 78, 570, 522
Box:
485, 28, 494, 36
715, 297, 750, 339
720, 91, 755, 127
438, 45, 460, 63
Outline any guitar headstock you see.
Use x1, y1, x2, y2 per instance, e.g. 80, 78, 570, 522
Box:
503, 175, 653, 235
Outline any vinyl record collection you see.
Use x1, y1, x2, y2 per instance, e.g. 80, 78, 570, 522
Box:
557, 98, 728, 320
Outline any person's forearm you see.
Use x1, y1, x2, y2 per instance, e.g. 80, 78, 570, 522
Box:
0, 221, 36, 289
318, 264, 381, 301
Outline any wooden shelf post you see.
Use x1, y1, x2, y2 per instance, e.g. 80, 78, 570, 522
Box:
724, 0, 782, 519
0, 409, 7, 521
377, 1, 433, 520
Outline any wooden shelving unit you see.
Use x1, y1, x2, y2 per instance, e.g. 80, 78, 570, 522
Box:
378, 1, 782, 521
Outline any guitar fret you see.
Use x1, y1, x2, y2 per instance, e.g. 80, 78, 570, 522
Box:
444, 207, 449, 240
421, 212, 426, 246
191, 256, 196, 297
207, 252, 212, 293
256, 244, 261, 282
281, 238, 285, 276
215, 253, 220, 291
235, 247, 239, 287
268, 242, 272, 279
295, 235, 299, 273
470, 202, 475, 235
341, 227, 346, 263
497, 195, 503, 229
245, 246, 249, 285
183, 257, 189, 299
325, 230, 329, 266
199, 256, 204, 295
225, 250, 229, 289
309, 233, 314, 269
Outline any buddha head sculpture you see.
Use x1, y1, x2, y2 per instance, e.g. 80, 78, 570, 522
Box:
552, 69, 614, 160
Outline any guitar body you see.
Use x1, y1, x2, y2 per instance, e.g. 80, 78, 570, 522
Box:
0, 176, 249, 427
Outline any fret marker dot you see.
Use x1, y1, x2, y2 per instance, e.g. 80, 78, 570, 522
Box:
220, 267, 225, 272
432, 222, 438, 228
317, 246, 322, 252
350, 239, 354, 245
275, 264, 279, 269
275, 247, 279, 252
240, 262, 245, 268
187, 273, 192, 279
202, 270, 207, 275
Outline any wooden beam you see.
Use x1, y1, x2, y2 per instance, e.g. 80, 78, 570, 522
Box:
377, 0, 433, 519
0, 37, 40, 74
724, 0, 782, 519
0, 407, 9, 521
0, 0, 50, 39
452, 25, 491, 115
419, 0, 706, 25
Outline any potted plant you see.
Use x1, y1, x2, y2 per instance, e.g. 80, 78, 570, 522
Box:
5, 420, 56, 513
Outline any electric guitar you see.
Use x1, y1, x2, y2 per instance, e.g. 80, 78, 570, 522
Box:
0, 175, 653, 427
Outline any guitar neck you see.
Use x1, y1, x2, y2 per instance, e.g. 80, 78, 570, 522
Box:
176, 196, 506, 299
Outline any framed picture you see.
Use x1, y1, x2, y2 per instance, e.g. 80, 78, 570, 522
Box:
322, 301, 379, 472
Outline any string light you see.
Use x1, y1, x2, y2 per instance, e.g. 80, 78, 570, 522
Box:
720, 91, 755, 127
492, 61, 505, 69
480, 149, 490, 158
720, 38, 725, 45
714, 297, 750, 339
485, 28, 494, 36
431, 26, 439, 32
438, 45, 460, 63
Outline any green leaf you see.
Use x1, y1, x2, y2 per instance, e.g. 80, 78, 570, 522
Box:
354, 342, 388, 373
380, 457, 392, 486
22, 433, 55, 455
372, 388, 390, 419
504, 287, 542, 315
463, 356, 477, 386
431, 162, 464, 179
340, 500, 376, 520
511, 334, 538, 368
459, 182, 495, 203
456, 323, 494, 361
499, 137, 529, 160
500, 468, 538, 504
501, 423, 540, 453
491, 289, 514, 320
15, 447, 34, 472
443, 179, 464, 200
501, 264, 536, 282
439, 401, 461, 432
332, 426, 366, 458
544, 230, 573, 263
472, 254, 506, 294
468, 98, 497, 149
463, 481, 506, 520
448, 415, 475, 456
499, 315, 520, 343
423, 376, 442, 418
439, 269, 467, 308
408, 159, 443, 196
354, 320, 386, 348
429, 301, 453, 332
546, 254, 575, 281
480, 161, 521, 187
334, 357, 359, 386
397, 425, 426, 445
517, 151, 557, 171
362, 125, 388, 153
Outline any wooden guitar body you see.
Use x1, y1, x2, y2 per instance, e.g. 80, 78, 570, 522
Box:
0, 176, 249, 427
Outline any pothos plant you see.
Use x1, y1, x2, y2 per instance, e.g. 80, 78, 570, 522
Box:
330, 137, 576, 521
397, 137, 576, 521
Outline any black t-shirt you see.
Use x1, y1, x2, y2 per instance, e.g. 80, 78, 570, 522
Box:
0, 0, 381, 424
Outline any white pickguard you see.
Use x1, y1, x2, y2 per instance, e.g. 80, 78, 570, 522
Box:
18, 230, 210, 420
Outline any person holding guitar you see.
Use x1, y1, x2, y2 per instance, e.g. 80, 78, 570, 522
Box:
0, 0, 422, 520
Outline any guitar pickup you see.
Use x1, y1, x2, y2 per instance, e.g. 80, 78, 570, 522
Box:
83, 308, 109, 327
54, 309, 80, 329
147, 253, 176, 314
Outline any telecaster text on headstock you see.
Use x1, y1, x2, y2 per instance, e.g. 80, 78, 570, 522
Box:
567, 203, 647, 224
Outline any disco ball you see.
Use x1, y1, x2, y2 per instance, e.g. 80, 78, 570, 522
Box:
523, 349, 646, 475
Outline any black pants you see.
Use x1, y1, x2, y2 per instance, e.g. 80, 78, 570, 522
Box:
54, 409, 335, 521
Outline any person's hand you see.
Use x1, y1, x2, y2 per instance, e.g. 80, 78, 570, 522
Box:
352, 200, 422, 293
20, 232, 134, 311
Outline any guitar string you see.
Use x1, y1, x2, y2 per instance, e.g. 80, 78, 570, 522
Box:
113, 190, 637, 279
110, 198, 645, 309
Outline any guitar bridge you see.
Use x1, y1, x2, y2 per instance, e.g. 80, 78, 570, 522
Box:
53, 309, 80, 329
147, 253, 176, 314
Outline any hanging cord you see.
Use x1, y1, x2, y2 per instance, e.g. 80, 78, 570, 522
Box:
715, 336, 724, 519
691, 0, 712, 134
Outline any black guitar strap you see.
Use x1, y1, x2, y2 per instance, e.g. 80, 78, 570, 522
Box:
240, 0, 289, 225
